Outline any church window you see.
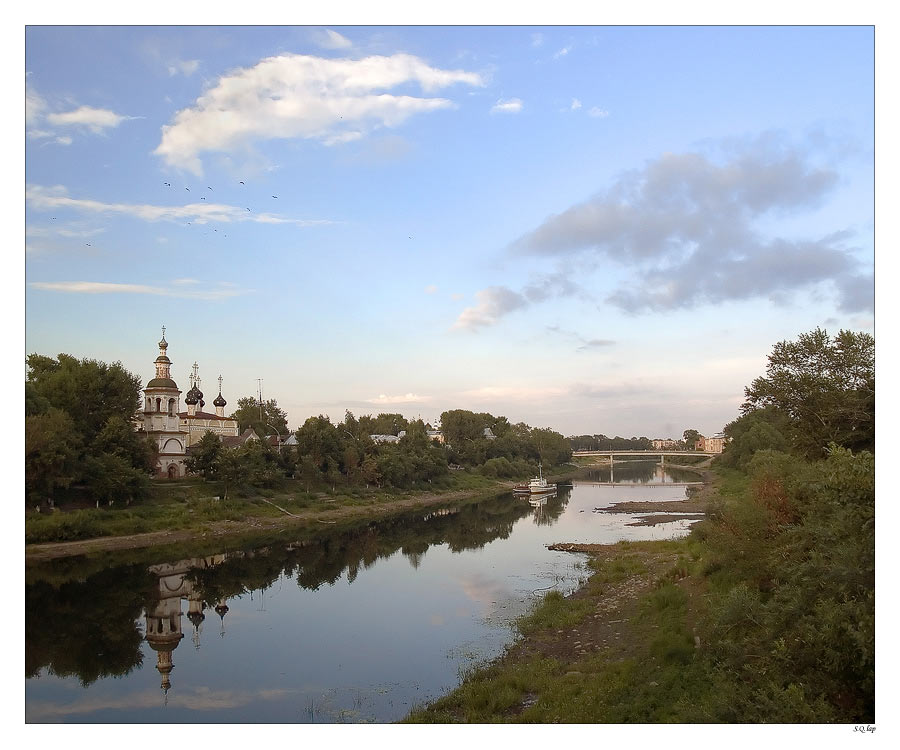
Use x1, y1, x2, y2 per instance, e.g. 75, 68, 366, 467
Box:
156, 398, 161, 412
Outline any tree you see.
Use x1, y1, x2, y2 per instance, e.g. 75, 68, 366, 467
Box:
185, 430, 223, 479
683, 429, 701, 448
26, 353, 142, 442
92, 415, 157, 475
718, 407, 791, 470
82, 453, 150, 505
25, 408, 82, 504
295, 415, 344, 475
229, 396, 289, 437
742, 328, 875, 458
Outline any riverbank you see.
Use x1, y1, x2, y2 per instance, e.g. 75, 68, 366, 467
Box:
25, 466, 587, 562
404, 470, 719, 723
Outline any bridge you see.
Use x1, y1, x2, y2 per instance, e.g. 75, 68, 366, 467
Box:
571, 450, 716, 482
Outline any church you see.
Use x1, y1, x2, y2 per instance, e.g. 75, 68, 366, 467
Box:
139, 328, 241, 478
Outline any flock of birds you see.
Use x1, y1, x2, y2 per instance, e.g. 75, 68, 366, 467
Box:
157, 178, 285, 239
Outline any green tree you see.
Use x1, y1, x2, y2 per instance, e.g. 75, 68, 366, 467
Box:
185, 430, 223, 479
92, 415, 157, 475
229, 396, 289, 437
25, 408, 83, 504
717, 406, 791, 470
742, 328, 875, 458
295, 415, 344, 475
26, 353, 142, 442
683, 429, 701, 448
82, 453, 150, 505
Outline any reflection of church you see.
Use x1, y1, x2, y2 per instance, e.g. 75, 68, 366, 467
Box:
139, 328, 240, 478
144, 556, 232, 697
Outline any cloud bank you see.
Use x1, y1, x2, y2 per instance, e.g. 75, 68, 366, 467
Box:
154, 52, 485, 174
460, 135, 872, 328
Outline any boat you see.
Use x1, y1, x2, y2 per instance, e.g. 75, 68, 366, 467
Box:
513, 464, 556, 495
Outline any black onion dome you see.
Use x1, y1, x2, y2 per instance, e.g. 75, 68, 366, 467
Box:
199, 399, 205, 408
184, 385, 200, 404
158, 338, 168, 349
213, 393, 227, 407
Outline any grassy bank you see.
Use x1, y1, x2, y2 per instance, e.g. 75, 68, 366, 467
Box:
26, 465, 587, 554
25, 473, 499, 544
405, 455, 873, 724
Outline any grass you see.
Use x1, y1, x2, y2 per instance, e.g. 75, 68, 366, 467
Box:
25, 473, 515, 545
404, 535, 721, 723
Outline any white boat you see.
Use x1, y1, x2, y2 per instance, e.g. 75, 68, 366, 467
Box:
513, 464, 556, 495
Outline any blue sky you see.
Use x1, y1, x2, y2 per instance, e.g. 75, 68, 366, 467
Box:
24, 24, 875, 437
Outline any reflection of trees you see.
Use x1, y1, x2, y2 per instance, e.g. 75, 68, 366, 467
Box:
531, 486, 572, 526
25, 565, 156, 685
26, 489, 572, 683
187, 493, 549, 602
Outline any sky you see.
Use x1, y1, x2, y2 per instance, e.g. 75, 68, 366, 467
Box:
23, 23, 875, 438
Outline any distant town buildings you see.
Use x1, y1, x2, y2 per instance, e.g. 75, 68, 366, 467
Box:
695, 433, 727, 453
651, 438, 678, 450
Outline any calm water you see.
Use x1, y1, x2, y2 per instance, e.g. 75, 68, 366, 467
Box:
25, 462, 701, 723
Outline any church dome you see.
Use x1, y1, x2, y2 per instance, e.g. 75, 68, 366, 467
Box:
184, 386, 199, 405
146, 377, 178, 389
213, 393, 227, 407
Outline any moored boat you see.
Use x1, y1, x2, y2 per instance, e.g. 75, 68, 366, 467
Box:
513, 464, 556, 495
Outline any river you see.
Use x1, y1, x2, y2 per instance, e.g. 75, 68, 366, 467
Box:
25, 461, 702, 723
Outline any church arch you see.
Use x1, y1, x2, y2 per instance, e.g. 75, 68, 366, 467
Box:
162, 438, 183, 453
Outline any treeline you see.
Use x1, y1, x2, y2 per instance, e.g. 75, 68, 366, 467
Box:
201, 408, 572, 493
24, 350, 572, 505
568, 435, 653, 451
691, 328, 874, 721
26, 354, 157, 508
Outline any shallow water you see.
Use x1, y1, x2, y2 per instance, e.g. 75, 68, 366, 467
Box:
25, 462, 700, 723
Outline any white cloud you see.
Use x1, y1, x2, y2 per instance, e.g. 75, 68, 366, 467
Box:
368, 393, 429, 404
168, 59, 200, 76
25, 83, 47, 125
531, 33, 544, 48
490, 97, 523, 115
29, 280, 250, 300
47, 105, 134, 133
25, 184, 331, 226
570, 98, 582, 111
589, 107, 609, 118
315, 29, 353, 50
154, 52, 485, 175
424, 284, 438, 294
453, 286, 527, 330
54, 135, 73, 145
553, 45, 572, 59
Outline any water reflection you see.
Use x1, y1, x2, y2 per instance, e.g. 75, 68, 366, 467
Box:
25, 470, 700, 723
26, 488, 573, 700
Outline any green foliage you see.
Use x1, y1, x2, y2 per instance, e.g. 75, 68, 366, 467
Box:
742, 328, 874, 458
229, 396, 289, 437
83, 453, 151, 505
185, 430, 223, 479
717, 406, 790, 470
26, 353, 142, 442
25, 408, 82, 503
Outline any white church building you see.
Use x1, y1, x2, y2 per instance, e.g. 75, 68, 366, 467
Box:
139, 328, 240, 478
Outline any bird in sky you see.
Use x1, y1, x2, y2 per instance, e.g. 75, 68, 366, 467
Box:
85, 243, 91, 246
239, 181, 245, 185
246, 207, 251, 211
185, 187, 190, 191
272, 195, 278, 199
201, 197, 206, 200
207, 186, 213, 190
